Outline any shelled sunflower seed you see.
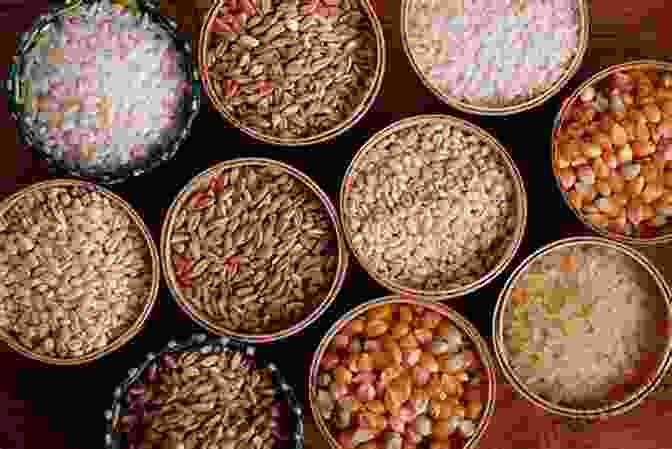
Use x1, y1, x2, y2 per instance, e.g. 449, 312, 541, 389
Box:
343, 118, 520, 292
118, 351, 287, 449
0, 184, 154, 358
167, 163, 339, 334
205, 0, 378, 139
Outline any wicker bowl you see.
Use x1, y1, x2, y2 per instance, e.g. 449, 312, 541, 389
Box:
308, 296, 497, 449
340, 114, 528, 301
400, 0, 590, 116
197, 0, 385, 146
0, 179, 160, 365
160, 158, 349, 343
104, 333, 305, 449
552, 60, 672, 245
5, 0, 202, 185
493, 236, 672, 419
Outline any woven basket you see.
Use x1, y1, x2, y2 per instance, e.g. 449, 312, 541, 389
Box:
0, 179, 160, 366
5, 0, 202, 185
492, 236, 672, 419
197, 0, 386, 146
160, 158, 349, 343
104, 333, 305, 449
400, 0, 590, 116
552, 60, 672, 246
339, 114, 528, 301
308, 296, 497, 449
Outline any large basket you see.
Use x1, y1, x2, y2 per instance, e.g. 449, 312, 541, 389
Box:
104, 333, 305, 449
308, 296, 498, 449
0, 179, 160, 366
492, 236, 672, 419
339, 114, 528, 301
400, 0, 590, 116
160, 158, 349, 343
552, 60, 672, 246
197, 0, 386, 146
5, 0, 202, 185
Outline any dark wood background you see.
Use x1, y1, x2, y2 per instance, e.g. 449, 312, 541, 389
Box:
2, 1, 672, 448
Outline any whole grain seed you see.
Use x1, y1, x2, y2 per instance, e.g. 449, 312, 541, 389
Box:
344, 119, 519, 292
118, 350, 286, 449
167, 163, 339, 334
206, 0, 378, 139
0, 185, 154, 359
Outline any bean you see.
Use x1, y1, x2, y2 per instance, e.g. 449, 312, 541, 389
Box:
625, 175, 646, 196
595, 197, 620, 215
593, 158, 610, 179
595, 180, 612, 196
610, 123, 628, 146
644, 103, 662, 123
608, 176, 626, 193
587, 212, 609, 227
582, 143, 602, 159
662, 101, 672, 117
633, 140, 655, 158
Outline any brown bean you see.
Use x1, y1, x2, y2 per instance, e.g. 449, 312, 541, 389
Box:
608, 176, 626, 193
593, 158, 610, 179
611, 192, 629, 207
389, 322, 411, 339
595, 180, 612, 196
567, 190, 583, 209
399, 306, 414, 322
347, 319, 366, 335
334, 366, 353, 385
366, 320, 389, 338
644, 103, 663, 123
664, 170, 672, 188
626, 175, 646, 197
610, 123, 628, 146
662, 100, 672, 117
586, 212, 609, 227
642, 183, 664, 203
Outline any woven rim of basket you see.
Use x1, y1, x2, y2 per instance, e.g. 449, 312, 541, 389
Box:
308, 295, 498, 449
160, 158, 349, 343
197, 0, 386, 146
339, 114, 528, 301
0, 179, 160, 366
399, 0, 591, 116
552, 60, 672, 246
493, 236, 672, 419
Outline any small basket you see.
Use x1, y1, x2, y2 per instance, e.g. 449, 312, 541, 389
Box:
0, 179, 160, 366
308, 296, 497, 449
104, 333, 305, 449
197, 0, 386, 146
160, 158, 349, 343
552, 60, 672, 246
399, 0, 590, 116
339, 114, 528, 301
5, 0, 202, 185
492, 236, 672, 419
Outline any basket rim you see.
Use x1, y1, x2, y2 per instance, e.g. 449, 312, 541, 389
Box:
307, 295, 498, 449
399, 0, 591, 116
338, 114, 528, 300
0, 179, 160, 366
159, 157, 349, 343
8, 0, 202, 185
197, 0, 386, 146
492, 236, 672, 418
551, 59, 672, 246
104, 333, 305, 449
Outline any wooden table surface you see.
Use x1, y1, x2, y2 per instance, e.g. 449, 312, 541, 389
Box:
2, 1, 672, 449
